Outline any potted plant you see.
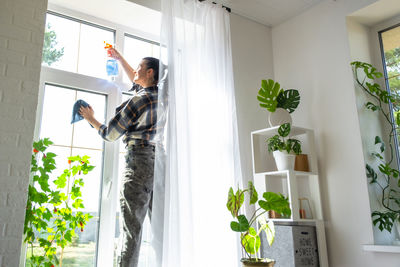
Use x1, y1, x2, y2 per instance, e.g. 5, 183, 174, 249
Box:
227, 181, 291, 266
24, 138, 94, 267
257, 79, 300, 127
267, 123, 302, 171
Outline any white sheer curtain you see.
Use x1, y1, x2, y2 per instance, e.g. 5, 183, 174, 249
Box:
152, 1, 242, 266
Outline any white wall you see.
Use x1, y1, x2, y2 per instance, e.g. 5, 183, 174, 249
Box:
230, 13, 274, 183
271, 0, 400, 266
0, 0, 48, 266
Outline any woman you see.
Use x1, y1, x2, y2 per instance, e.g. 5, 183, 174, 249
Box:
79, 48, 162, 267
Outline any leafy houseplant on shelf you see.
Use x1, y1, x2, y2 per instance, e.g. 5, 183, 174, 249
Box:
227, 181, 291, 267
351, 61, 400, 235
257, 79, 300, 127
267, 123, 302, 171
24, 138, 94, 267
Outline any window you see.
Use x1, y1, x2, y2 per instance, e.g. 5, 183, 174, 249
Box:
43, 12, 115, 79
37, 84, 106, 266
34, 8, 161, 267
380, 24, 400, 164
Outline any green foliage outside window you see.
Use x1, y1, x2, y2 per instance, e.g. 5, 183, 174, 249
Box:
24, 138, 94, 267
42, 23, 64, 66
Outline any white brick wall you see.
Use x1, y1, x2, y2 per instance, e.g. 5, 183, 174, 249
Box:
0, 0, 48, 266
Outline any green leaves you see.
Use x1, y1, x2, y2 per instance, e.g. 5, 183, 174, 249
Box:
277, 89, 300, 114
241, 227, 260, 254
248, 181, 258, 205
226, 187, 244, 218
258, 216, 275, 246
267, 123, 302, 155
227, 183, 291, 257
374, 136, 385, 153
278, 123, 291, 137
287, 139, 302, 155
24, 139, 95, 267
257, 79, 283, 112
366, 164, 378, 184
231, 215, 250, 232
372, 211, 397, 232
351, 61, 383, 80
351, 61, 400, 234
259, 192, 291, 218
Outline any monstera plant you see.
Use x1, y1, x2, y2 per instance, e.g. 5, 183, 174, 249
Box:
257, 79, 300, 114
351, 61, 400, 233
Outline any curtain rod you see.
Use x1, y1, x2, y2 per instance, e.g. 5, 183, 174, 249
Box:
198, 0, 231, 13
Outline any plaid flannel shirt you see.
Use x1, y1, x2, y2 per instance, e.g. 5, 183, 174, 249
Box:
98, 84, 159, 146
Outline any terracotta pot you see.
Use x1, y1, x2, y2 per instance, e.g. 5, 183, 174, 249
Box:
241, 258, 275, 267
294, 154, 309, 172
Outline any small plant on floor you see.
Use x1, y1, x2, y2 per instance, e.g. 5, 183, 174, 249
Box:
227, 181, 291, 265
266, 123, 302, 155
351, 61, 400, 233
24, 138, 94, 267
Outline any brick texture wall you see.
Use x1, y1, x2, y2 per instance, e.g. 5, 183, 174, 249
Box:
0, 0, 48, 266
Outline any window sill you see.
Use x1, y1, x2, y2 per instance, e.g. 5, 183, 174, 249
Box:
363, 244, 400, 253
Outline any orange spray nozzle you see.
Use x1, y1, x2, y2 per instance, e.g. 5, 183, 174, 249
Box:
104, 41, 113, 49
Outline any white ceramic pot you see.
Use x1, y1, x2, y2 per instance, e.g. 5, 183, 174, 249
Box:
268, 108, 292, 127
273, 151, 296, 171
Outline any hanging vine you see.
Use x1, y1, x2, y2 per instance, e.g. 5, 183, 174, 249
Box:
351, 61, 400, 232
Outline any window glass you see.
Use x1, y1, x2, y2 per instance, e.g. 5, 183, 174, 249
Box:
381, 25, 400, 147
43, 13, 114, 79
38, 84, 106, 267
123, 35, 160, 83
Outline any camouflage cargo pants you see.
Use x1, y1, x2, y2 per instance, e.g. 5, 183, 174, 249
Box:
118, 144, 155, 267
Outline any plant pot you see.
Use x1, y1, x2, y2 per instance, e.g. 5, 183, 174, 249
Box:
294, 154, 309, 172
268, 108, 292, 127
273, 151, 295, 171
241, 258, 275, 267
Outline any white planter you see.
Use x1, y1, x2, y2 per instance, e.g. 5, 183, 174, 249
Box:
268, 108, 292, 127
273, 151, 296, 171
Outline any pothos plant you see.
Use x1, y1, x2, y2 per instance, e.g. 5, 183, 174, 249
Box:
257, 79, 300, 113
351, 61, 400, 233
227, 181, 291, 263
267, 123, 302, 155
24, 138, 94, 267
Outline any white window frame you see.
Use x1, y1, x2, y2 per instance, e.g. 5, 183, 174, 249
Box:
31, 5, 160, 267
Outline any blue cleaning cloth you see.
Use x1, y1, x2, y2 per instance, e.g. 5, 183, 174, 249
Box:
71, 99, 92, 126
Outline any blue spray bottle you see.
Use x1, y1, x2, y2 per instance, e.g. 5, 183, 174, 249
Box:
104, 42, 119, 77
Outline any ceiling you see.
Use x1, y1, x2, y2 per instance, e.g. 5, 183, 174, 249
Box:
127, 0, 328, 27
348, 0, 400, 26
215, 0, 327, 26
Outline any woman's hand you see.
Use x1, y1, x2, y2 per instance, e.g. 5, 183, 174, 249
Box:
79, 105, 94, 121
79, 105, 102, 131
107, 47, 122, 60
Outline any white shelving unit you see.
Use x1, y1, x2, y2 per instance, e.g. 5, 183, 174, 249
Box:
251, 126, 329, 267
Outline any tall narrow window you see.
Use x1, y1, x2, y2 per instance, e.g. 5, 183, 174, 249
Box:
380, 24, 400, 166
37, 84, 106, 266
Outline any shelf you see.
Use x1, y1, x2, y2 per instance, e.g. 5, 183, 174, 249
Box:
251, 125, 310, 137
255, 170, 317, 177
269, 218, 319, 223
363, 244, 400, 253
